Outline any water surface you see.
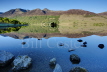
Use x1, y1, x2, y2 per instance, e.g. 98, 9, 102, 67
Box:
0, 34, 107, 72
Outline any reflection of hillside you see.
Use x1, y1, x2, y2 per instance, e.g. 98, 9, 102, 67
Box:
1, 32, 107, 39
0, 27, 21, 34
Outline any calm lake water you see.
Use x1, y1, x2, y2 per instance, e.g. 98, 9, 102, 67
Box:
0, 33, 107, 72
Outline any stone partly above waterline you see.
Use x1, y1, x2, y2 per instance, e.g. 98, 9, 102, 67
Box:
53, 64, 62, 72
0, 50, 15, 66
68, 49, 75, 52
77, 39, 83, 42
49, 58, 57, 66
12, 55, 32, 71
70, 54, 80, 64
98, 44, 104, 49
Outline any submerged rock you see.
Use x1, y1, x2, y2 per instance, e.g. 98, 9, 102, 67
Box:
68, 49, 75, 52
0, 51, 14, 66
69, 67, 88, 72
38, 38, 42, 40
12, 55, 32, 71
22, 42, 26, 45
83, 41, 87, 45
98, 44, 104, 49
59, 43, 64, 46
77, 39, 83, 42
53, 64, 62, 72
70, 54, 80, 64
49, 58, 56, 66
81, 45, 87, 47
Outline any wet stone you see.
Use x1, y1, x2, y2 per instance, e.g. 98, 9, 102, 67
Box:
12, 55, 32, 71
70, 54, 80, 64
0, 50, 15, 67
53, 64, 62, 72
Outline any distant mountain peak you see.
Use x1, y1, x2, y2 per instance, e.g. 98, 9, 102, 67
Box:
0, 8, 29, 17
43, 8, 50, 11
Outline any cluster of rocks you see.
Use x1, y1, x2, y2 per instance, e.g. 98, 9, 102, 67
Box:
49, 57, 88, 72
69, 54, 88, 72
78, 39, 105, 49
77, 39, 87, 47
51, 39, 104, 72
0, 50, 32, 72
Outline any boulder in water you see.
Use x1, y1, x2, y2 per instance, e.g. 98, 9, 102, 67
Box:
70, 54, 80, 64
0, 50, 15, 66
98, 44, 104, 49
53, 64, 62, 72
12, 55, 32, 71
77, 39, 83, 42
49, 58, 56, 66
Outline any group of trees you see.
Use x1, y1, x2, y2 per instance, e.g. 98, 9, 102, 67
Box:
0, 17, 28, 25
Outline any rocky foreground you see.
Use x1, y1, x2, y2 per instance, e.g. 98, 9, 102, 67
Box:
0, 50, 32, 72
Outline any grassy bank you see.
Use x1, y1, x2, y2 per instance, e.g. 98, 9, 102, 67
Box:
9, 15, 60, 33
58, 15, 107, 34
9, 15, 107, 34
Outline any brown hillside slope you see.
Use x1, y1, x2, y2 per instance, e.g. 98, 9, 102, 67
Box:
0, 8, 29, 17
98, 12, 107, 15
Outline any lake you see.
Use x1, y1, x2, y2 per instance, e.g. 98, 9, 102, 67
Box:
0, 30, 107, 72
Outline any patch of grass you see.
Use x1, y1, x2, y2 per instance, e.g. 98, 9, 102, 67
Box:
58, 15, 107, 34
9, 15, 60, 33
84, 15, 97, 17
93, 23, 107, 26
8, 15, 107, 34
9, 15, 59, 25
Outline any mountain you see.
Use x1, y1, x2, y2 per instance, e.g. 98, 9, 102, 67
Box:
0, 8, 97, 17
98, 12, 107, 15
19, 9, 97, 16
0, 8, 29, 17
64, 9, 97, 15
23, 8, 45, 15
